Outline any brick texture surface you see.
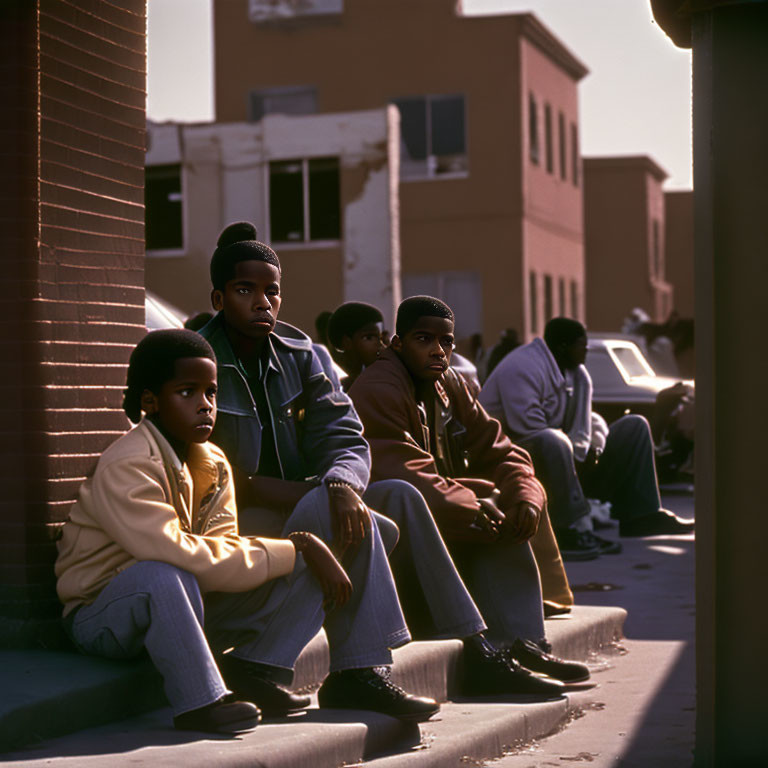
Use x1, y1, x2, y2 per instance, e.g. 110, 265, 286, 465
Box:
0, 0, 147, 644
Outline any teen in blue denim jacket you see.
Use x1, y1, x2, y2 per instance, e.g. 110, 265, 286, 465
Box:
198, 222, 575, 702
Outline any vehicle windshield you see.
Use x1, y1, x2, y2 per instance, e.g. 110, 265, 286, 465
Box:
610, 346, 655, 379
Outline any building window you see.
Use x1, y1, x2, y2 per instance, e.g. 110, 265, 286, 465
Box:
393, 94, 467, 179
558, 112, 567, 180
249, 0, 343, 22
529, 93, 539, 165
570, 279, 579, 320
145, 164, 183, 251
571, 123, 579, 186
652, 220, 662, 279
529, 271, 538, 334
559, 277, 566, 316
248, 85, 317, 122
269, 157, 340, 243
544, 103, 553, 174
544, 274, 553, 322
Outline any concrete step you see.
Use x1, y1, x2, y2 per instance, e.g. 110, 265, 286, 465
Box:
0, 681, 608, 768
0, 606, 626, 756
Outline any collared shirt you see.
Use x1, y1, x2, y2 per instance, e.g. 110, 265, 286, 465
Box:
235, 347, 281, 478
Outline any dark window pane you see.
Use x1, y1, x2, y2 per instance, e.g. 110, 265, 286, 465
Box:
559, 277, 566, 315
545, 104, 553, 174
270, 160, 304, 242
544, 274, 553, 322
558, 112, 567, 180
394, 97, 427, 161
309, 157, 340, 240
571, 123, 579, 186
145, 164, 182, 250
529, 93, 539, 165
430, 95, 465, 156
529, 271, 538, 334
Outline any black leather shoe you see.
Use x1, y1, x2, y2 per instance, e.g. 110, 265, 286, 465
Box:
317, 668, 440, 722
620, 509, 695, 537
174, 697, 261, 734
507, 638, 590, 683
462, 638, 564, 697
218, 655, 311, 716
554, 528, 601, 561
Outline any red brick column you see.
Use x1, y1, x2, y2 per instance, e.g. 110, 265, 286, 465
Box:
0, 0, 147, 646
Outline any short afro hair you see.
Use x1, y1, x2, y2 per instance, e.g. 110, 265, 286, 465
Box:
327, 302, 384, 349
396, 296, 454, 337
122, 329, 216, 423
210, 221, 281, 290
544, 317, 587, 350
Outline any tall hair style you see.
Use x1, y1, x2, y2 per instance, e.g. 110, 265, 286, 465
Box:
327, 302, 384, 349
396, 295, 454, 337
543, 317, 587, 350
209, 221, 281, 290
122, 329, 216, 424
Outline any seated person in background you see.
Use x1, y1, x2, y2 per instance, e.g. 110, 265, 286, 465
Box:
327, 301, 386, 389
200, 224, 574, 697
349, 296, 586, 679
55, 330, 438, 734
479, 317, 694, 559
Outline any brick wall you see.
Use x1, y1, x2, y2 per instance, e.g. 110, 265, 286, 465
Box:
0, 0, 147, 646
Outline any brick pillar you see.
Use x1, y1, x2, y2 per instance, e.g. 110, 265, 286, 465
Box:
0, 0, 147, 646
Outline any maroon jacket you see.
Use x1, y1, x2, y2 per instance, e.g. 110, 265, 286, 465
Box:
349, 349, 546, 541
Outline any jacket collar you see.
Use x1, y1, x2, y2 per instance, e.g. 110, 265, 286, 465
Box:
201, 312, 313, 363
376, 347, 450, 407
141, 418, 222, 518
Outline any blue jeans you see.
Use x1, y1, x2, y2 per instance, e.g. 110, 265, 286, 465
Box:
519, 415, 662, 529
68, 486, 410, 716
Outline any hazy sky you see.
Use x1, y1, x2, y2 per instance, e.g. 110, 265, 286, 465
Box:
147, 0, 692, 189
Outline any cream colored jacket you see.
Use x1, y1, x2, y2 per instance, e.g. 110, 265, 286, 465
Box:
55, 419, 296, 616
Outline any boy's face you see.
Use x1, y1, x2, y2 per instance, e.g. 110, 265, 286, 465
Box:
343, 321, 386, 368
212, 260, 282, 342
142, 357, 218, 445
391, 316, 455, 383
561, 333, 588, 370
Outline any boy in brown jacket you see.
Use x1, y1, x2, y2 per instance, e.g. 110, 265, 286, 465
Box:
349, 297, 582, 679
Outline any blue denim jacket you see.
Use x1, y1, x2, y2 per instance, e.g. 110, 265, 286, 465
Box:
200, 313, 370, 493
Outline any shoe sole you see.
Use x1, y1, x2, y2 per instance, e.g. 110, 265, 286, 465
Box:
258, 703, 309, 717
217, 716, 261, 733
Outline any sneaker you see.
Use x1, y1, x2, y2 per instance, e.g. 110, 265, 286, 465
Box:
588, 531, 623, 555
174, 696, 261, 734
619, 509, 695, 537
507, 638, 590, 683
554, 528, 601, 561
317, 668, 440, 722
218, 655, 311, 716
462, 638, 564, 697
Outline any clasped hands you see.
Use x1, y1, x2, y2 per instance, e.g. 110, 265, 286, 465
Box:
471, 498, 540, 543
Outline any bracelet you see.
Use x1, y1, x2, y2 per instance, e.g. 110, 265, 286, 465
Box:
288, 531, 312, 552
326, 479, 355, 492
